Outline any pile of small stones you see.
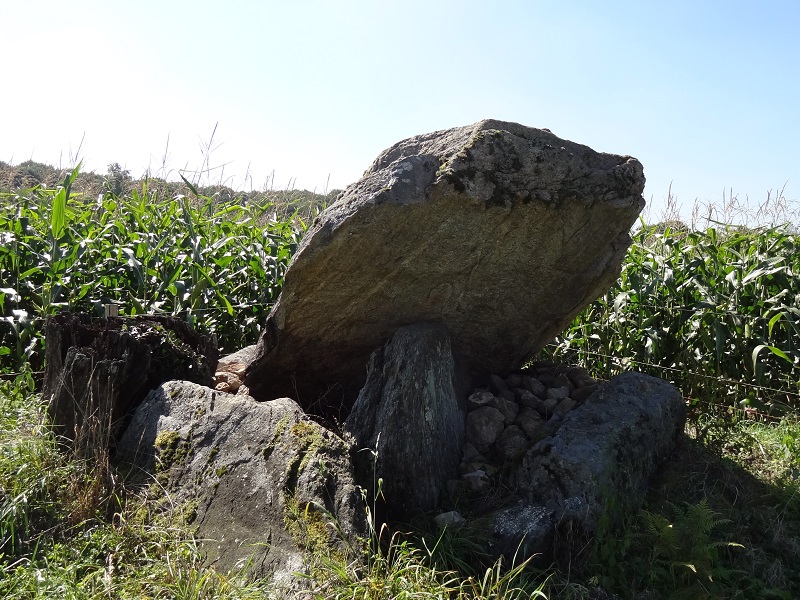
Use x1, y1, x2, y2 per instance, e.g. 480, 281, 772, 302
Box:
456, 362, 601, 492
213, 352, 252, 395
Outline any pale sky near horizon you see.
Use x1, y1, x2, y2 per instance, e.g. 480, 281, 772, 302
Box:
2, 1, 798, 220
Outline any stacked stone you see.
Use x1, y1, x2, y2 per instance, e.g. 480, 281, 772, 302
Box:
458, 363, 600, 491
213, 346, 257, 395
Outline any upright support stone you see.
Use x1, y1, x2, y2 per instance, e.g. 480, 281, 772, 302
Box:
344, 323, 469, 519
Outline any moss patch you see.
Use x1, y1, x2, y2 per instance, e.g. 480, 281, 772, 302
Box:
154, 429, 191, 472
283, 493, 333, 555
178, 499, 199, 526
261, 414, 292, 460
290, 420, 325, 475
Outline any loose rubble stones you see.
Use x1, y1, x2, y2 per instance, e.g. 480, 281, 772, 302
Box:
460, 362, 597, 472
465, 406, 506, 454
244, 119, 645, 415
213, 344, 257, 394
447, 369, 686, 566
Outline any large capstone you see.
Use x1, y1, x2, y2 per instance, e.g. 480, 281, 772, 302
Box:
244, 119, 645, 414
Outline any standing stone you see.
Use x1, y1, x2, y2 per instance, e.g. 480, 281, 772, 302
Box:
244, 119, 645, 414
43, 313, 217, 453
343, 323, 467, 519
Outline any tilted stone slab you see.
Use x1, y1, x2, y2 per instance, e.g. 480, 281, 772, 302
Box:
115, 381, 364, 593
244, 119, 645, 412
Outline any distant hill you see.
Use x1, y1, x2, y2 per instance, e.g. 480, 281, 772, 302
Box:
0, 160, 341, 217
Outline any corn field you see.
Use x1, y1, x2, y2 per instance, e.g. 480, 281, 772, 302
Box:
547, 221, 800, 415
1, 170, 798, 416
0, 167, 308, 373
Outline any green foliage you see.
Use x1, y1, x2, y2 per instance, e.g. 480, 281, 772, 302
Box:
302, 442, 549, 599
0, 171, 313, 372
2, 163, 799, 597
588, 501, 745, 599
7, 161, 54, 189
580, 420, 800, 599
306, 522, 547, 600
547, 221, 800, 415
0, 159, 341, 213
104, 162, 131, 196
633, 501, 744, 598
0, 503, 274, 599
284, 495, 338, 559
779, 421, 800, 465
0, 380, 65, 559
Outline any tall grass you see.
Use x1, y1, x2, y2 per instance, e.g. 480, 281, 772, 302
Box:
0, 377, 276, 599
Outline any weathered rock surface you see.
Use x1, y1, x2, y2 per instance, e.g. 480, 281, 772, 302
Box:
344, 323, 467, 519
465, 406, 506, 453
244, 119, 645, 413
43, 314, 217, 450
468, 372, 685, 563
115, 380, 364, 592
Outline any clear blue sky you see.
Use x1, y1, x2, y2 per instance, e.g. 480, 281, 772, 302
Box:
2, 1, 798, 220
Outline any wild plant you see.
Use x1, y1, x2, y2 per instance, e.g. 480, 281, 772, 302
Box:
304, 438, 549, 599
632, 501, 745, 598
0, 377, 275, 599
